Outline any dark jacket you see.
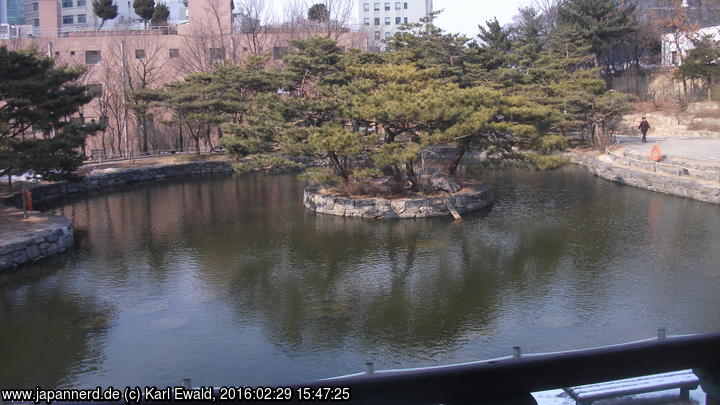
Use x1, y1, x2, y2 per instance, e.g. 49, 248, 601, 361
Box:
639, 121, 650, 131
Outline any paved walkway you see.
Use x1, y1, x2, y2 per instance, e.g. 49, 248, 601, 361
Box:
619, 136, 720, 163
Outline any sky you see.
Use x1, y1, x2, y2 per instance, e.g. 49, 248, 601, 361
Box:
433, 0, 538, 38
261, 0, 539, 39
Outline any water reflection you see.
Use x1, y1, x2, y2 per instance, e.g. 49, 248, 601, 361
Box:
0, 167, 719, 388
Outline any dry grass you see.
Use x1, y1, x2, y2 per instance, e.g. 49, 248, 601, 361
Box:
686, 121, 720, 132
631, 101, 684, 115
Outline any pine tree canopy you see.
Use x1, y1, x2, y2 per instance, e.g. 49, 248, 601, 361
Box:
0, 46, 103, 181
92, 0, 119, 25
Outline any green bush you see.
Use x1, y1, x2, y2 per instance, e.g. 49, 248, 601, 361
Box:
221, 135, 269, 159
535, 135, 568, 154
299, 167, 342, 185
231, 154, 303, 174
525, 153, 570, 170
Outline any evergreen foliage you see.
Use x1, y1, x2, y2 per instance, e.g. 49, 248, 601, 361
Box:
151, 3, 170, 26
133, 0, 155, 27
307, 3, 330, 22
146, 5, 639, 194
92, 0, 119, 27
0, 46, 103, 181
675, 35, 720, 101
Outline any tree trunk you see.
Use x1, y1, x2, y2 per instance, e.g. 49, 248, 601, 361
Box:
328, 152, 349, 182
406, 161, 419, 192
708, 77, 713, 101
448, 145, 467, 177
142, 116, 148, 152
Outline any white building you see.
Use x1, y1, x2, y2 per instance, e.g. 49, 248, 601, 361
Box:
25, 0, 187, 31
661, 26, 720, 66
357, 0, 432, 50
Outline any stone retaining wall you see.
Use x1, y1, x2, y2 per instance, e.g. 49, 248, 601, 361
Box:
0, 213, 74, 271
569, 151, 720, 204
304, 183, 494, 219
2, 160, 233, 208
619, 149, 720, 182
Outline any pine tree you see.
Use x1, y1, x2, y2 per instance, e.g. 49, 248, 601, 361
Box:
675, 35, 720, 101
0, 46, 103, 182
307, 3, 329, 22
133, 0, 155, 28
150, 2, 170, 26
92, 0, 118, 28
557, 0, 640, 81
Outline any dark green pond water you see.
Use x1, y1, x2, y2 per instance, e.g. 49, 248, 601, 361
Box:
1, 166, 719, 389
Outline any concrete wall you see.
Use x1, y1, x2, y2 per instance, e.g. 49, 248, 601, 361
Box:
304, 183, 493, 219
612, 68, 706, 103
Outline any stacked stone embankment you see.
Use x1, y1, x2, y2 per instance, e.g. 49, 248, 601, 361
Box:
2, 160, 232, 208
0, 212, 74, 271
304, 183, 494, 219
569, 150, 720, 204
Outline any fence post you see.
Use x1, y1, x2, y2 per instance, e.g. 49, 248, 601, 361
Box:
21, 186, 27, 219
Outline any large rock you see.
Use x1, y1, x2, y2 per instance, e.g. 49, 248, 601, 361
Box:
417, 168, 461, 194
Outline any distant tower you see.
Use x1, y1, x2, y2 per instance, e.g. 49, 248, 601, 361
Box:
356, 0, 433, 50
2, 0, 25, 25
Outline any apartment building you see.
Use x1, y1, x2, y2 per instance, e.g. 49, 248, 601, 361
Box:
21, 0, 186, 31
1, 0, 25, 24
357, 0, 432, 49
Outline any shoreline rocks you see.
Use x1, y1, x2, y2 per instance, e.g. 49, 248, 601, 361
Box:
303, 183, 494, 219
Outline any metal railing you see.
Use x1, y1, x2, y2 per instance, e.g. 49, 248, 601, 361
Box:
605, 144, 720, 180
23, 333, 720, 405
3, 25, 179, 39
84, 148, 223, 165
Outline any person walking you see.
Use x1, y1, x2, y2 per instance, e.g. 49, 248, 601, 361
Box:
638, 117, 651, 143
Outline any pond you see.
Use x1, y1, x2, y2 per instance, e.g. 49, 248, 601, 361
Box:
1, 166, 719, 389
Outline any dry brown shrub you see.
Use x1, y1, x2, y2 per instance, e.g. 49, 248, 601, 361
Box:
686, 121, 720, 132
340, 179, 408, 198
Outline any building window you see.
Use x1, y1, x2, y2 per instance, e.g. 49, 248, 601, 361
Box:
32, 3, 39, 11
385, 17, 390, 25
77, 14, 86, 24
242, 47, 248, 52
395, 2, 401, 10
33, 18, 40, 27
62, 0, 73, 8
404, 2, 408, 9
87, 84, 103, 98
364, 17, 370, 25
374, 17, 379, 25
62, 15, 74, 24
77, 0, 86, 5
395, 16, 401, 24
385, 32, 391, 38
363, 3, 369, 11
384, 2, 390, 10
169, 48, 179, 58
135, 49, 145, 59
70, 51, 76, 55
671, 51, 678, 65
373, 3, 379, 11
210, 48, 225, 60
404, 17, 408, 24
85, 50, 101, 64
272, 47, 287, 60
54, 51, 60, 56
374, 31, 380, 39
